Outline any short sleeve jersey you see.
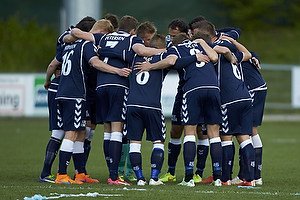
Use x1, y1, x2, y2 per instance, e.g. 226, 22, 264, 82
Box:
95, 30, 144, 88
55, 26, 73, 62
167, 41, 219, 93
214, 39, 251, 104
56, 40, 98, 100
127, 52, 168, 109
242, 52, 267, 91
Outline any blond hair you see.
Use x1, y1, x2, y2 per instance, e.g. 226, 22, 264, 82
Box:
90, 19, 114, 33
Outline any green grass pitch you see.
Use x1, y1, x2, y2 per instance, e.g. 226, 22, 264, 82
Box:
0, 117, 299, 199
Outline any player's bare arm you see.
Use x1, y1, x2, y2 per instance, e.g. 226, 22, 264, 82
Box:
194, 38, 218, 63
132, 43, 166, 57
134, 55, 178, 75
219, 35, 251, 62
90, 56, 131, 77
44, 58, 61, 90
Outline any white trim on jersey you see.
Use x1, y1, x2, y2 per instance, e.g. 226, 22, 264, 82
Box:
183, 85, 220, 96
127, 104, 162, 111
96, 83, 129, 90
248, 83, 268, 92
221, 98, 252, 107
48, 88, 57, 93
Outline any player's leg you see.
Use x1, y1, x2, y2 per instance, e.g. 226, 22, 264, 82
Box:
108, 121, 124, 182
207, 124, 222, 186
129, 141, 145, 185
252, 127, 263, 184
103, 122, 111, 171
149, 142, 165, 185
220, 135, 233, 185
178, 125, 196, 187
39, 129, 65, 182
236, 135, 255, 186
194, 125, 209, 183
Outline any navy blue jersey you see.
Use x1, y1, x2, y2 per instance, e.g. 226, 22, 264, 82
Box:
55, 26, 73, 62
242, 52, 267, 91
214, 39, 251, 105
95, 31, 144, 89
56, 40, 98, 100
127, 52, 168, 109
167, 41, 219, 93
48, 76, 61, 131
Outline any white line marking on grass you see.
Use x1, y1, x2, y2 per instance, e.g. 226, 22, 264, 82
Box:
24, 192, 123, 199
195, 190, 279, 196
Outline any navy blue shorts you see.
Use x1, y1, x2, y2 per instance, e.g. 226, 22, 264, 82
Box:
125, 106, 166, 142
57, 99, 86, 131
96, 86, 128, 124
171, 89, 183, 125
181, 88, 222, 125
220, 100, 253, 136
48, 91, 61, 131
251, 90, 267, 127
85, 87, 97, 124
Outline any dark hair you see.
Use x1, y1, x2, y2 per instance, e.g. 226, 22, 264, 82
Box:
136, 21, 156, 38
168, 18, 188, 34
188, 15, 206, 30
192, 20, 216, 37
191, 31, 211, 42
119, 15, 139, 33
75, 16, 96, 32
103, 13, 119, 30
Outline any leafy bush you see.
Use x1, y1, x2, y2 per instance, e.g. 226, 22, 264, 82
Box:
0, 15, 58, 72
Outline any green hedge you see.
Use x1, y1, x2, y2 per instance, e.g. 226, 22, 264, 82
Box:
0, 16, 58, 72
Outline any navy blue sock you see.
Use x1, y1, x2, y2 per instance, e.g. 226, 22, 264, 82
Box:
168, 142, 181, 175
210, 141, 222, 180
73, 152, 85, 174
254, 147, 263, 180
230, 143, 235, 179
241, 144, 255, 182
151, 148, 164, 179
58, 150, 72, 174
83, 139, 91, 174
221, 144, 233, 182
109, 140, 122, 177
40, 137, 61, 178
183, 141, 196, 181
196, 145, 209, 177
238, 148, 246, 179
129, 152, 144, 179
103, 139, 110, 169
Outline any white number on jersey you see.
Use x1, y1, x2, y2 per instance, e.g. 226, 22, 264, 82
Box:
61, 50, 74, 76
189, 48, 205, 68
231, 63, 242, 80
105, 41, 119, 48
136, 71, 150, 85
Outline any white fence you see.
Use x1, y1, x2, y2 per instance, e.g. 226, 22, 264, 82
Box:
0, 65, 299, 117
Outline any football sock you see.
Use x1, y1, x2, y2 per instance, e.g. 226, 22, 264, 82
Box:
118, 138, 128, 174
40, 136, 62, 178
168, 138, 181, 176
83, 139, 91, 174
183, 135, 196, 182
58, 139, 74, 174
230, 140, 235, 179
129, 143, 144, 179
196, 139, 209, 177
221, 141, 233, 182
238, 147, 246, 179
103, 132, 111, 170
240, 139, 255, 182
109, 132, 123, 180
72, 141, 85, 174
151, 144, 164, 179
252, 134, 263, 179
210, 137, 222, 180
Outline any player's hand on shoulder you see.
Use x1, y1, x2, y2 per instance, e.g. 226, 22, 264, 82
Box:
196, 51, 210, 63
